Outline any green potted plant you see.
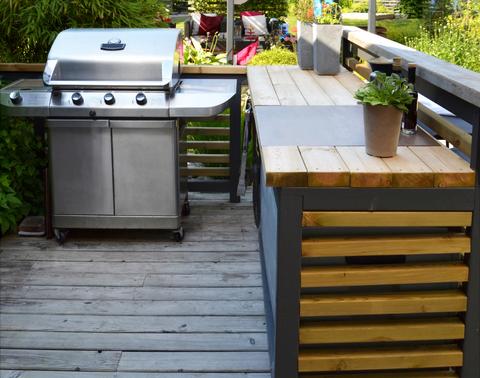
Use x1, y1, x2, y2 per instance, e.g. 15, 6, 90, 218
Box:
354, 72, 414, 157
312, 0, 342, 74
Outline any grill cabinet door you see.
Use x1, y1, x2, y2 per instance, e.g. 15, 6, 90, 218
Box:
47, 119, 114, 215
111, 120, 178, 216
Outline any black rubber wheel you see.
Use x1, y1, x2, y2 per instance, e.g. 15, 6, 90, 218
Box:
173, 228, 185, 242
56, 229, 68, 245
182, 202, 191, 216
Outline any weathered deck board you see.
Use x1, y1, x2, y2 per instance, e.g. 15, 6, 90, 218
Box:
0, 189, 270, 376
0, 372, 271, 378
117, 351, 271, 372
0, 314, 267, 333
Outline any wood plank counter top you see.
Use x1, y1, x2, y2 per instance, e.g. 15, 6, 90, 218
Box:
247, 65, 475, 189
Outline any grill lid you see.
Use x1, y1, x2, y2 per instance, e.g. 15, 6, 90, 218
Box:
43, 28, 182, 90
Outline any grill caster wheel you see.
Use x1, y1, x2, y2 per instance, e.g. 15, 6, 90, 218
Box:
173, 227, 185, 242
182, 202, 190, 216
54, 229, 68, 245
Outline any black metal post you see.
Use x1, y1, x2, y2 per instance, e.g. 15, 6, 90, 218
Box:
458, 106, 480, 378
272, 188, 303, 378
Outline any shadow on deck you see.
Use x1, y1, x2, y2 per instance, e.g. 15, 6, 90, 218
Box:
0, 189, 271, 377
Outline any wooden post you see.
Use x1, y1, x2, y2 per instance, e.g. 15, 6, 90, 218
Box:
226, 0, 234, 64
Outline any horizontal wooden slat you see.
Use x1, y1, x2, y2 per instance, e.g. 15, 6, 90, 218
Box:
301, 261, 469, 288
181, 167, 230, 177
186, 115, 231, 124
262, 146, 308, 187
409, 146, 475, 188
302, 371, 459, 378
182, 65, 247, 75
418, 103, 472, 158
183, 141, 230, 150
0, 63, 45, 72
299, 317, 465, 344
185, 126, 230, 135
302, 211, 472, 228
298, 344, 463, 373
180, 154, 230, 163
300, 290, 467, 317
302, 233, 471, 258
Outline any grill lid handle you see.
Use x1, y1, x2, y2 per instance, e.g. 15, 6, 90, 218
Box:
101, 37, 126, 51
101, 43, 126, 51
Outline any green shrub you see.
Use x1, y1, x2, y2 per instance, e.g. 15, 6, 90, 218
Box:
395, 0, 428, 19
0, 0, 169, 63
406, 2, 480, 73
378, 19, 422, 44
0, 113, 45, 235
191, 0, 289, 19
248, 47, 298, 65
345, 1, 392, 13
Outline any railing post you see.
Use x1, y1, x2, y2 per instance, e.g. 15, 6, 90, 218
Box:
229, 76, 242, 203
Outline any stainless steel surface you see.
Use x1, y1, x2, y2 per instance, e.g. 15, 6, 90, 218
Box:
52, 215, 181, 229
1, 79, 235, 119
43, 28, 182, 90
47, 119, 114, 216
170, 79, 237, 117
111, 120, 179, 216
0, 80, 51, 117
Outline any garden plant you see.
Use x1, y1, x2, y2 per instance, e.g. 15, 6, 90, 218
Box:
1, 79, 45, 234
406, 1, 480, 73
0, 0, 170, 62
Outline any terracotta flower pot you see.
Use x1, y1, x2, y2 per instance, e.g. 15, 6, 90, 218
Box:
363, 103, 403, 157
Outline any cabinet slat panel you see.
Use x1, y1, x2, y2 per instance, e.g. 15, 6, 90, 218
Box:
299, 317, 465, 344
301, 371, 458, 378
300, 290, 467, 317
302, 234, 471, 258
301, 211, 472, 228
298, 344, 463, 373
301, 261, 468, 288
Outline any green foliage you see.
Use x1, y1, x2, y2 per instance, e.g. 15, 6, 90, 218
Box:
0, 113, 45, 235
406, 2, 480, 73
248, 46, 298, 65
379, 19, 421, 44
183, 36, 227, 65
395, 0, 428, 19
295, 0, 315, 22
343, 0, 392, 13
354, 72, 414, 112
0, 0, 169, 63
190, 0, 289, 19
316, 2, 342, 24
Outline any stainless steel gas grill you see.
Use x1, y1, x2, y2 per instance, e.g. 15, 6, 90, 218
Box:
1, 28, 236, 243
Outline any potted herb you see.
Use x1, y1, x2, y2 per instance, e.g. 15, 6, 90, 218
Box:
312, 0, 342, 74
354, 72, 414, 157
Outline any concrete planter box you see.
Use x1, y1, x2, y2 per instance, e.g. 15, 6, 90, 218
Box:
313, 23, 342, 75
297, 21, 314, 70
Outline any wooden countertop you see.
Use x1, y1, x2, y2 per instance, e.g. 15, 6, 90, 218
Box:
247, 65, 475, 188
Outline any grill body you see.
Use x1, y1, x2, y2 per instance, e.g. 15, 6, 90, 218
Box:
0, 28, 236, 241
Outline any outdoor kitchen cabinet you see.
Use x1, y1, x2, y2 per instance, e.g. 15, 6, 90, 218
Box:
47, 119, 186, 231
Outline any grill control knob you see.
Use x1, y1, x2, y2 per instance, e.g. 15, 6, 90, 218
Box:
72, 92, 83, 105
136, 93, 147, 105
104, 93, 115, 105
9, 91, 22, 105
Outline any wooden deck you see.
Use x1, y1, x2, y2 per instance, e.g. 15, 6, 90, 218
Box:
0, 190, 271, 377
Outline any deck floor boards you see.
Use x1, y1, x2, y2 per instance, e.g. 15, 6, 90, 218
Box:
0, 189, 271, 377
